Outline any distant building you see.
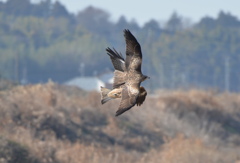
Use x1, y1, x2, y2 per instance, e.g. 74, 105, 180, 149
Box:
97, 71, 114, 88
64, 77, 105, 92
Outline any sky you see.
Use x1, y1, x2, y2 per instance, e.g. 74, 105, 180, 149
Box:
53, 0, 240, 26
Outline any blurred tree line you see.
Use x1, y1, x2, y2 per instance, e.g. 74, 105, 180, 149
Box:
0, 0, 240, 92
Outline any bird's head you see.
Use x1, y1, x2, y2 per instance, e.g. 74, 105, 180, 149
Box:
141, 75, 150, 82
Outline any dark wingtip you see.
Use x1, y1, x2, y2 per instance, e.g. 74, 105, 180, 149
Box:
101, 97, 112, 105
123, 29, 138, 44
106, 47, 114, 57
115, 109, 124, 116
106, 47, 114, 55
106, 47, 111, 53
101, 100, 105, 105
123, 29, 131, 35
115, 112, 120, 116
106, 47, 125, 62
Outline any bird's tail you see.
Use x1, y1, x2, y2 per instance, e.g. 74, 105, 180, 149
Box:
100, 86, 112, 104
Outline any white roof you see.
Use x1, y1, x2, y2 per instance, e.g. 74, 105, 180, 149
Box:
65, 77, 105, 92
98, 72, 114, 84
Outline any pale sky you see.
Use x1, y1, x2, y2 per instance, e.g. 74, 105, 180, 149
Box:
55, 0, 240, 26
2, 0, 240, 26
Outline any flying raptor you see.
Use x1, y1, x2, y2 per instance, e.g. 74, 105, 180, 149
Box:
101, 29, 149, 116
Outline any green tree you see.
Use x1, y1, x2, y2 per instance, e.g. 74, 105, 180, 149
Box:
166, 12, 183, 32
5, 0, 31, 16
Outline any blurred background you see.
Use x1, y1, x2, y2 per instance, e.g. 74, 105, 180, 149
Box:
0, 0, 240, 92
0, 0, 240, 163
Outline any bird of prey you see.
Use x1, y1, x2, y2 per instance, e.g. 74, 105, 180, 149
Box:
100, 29, 149, 116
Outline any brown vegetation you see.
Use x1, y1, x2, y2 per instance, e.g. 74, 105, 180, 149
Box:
0, 82, 239, 163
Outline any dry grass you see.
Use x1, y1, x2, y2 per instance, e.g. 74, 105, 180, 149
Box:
142, 134, 238, 163
0, 82, 239, 162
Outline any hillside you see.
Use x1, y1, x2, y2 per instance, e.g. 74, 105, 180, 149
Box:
0, 82, 239, 162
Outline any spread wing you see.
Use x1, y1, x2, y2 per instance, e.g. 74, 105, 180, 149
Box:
136, 86, 147, 106
115, 84, 139, 116
106, 47, 126, 72
124, 29, 142, 72
113, 70, 126, 88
